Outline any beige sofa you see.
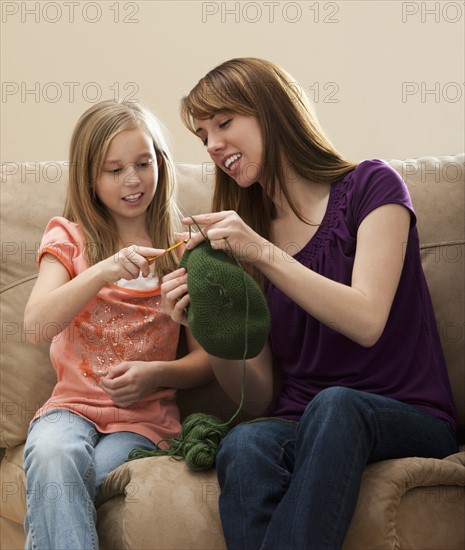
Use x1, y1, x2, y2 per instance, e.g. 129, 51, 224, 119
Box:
1, 154, 464, 550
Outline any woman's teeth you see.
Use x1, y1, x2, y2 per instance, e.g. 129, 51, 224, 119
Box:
224, 153, 241, 169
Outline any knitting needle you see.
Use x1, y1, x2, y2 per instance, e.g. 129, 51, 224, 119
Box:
146, 239, 189, 264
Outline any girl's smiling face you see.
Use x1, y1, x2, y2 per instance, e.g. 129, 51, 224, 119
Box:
194, 113, 264, 188
96, 127, 158, 227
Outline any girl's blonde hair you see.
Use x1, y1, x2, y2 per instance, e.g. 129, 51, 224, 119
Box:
181, 57, 357, 241
64, 99, 180, 278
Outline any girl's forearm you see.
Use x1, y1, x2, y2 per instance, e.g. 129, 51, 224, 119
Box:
24, 263, 107, 342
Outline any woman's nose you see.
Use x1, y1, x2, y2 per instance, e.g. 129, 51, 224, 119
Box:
206, 134, 225, 155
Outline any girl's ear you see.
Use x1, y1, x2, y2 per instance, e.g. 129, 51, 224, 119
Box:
156, 152, 163, 168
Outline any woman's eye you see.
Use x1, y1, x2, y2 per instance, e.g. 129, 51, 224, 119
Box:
219, 119, 231, 129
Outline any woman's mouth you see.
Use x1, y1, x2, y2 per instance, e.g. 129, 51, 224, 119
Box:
223, 153, 242, 172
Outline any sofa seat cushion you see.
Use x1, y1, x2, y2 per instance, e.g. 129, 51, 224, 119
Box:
97, 456, 226, 550
343, 453, 465, 550
1, 445, 26, 526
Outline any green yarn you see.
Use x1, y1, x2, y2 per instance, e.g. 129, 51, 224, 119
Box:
128, 226, 268, 471
127, 413, 231, 471
178, 239, 270, 360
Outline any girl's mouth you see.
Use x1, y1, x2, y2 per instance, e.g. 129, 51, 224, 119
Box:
122, 193, 143, 204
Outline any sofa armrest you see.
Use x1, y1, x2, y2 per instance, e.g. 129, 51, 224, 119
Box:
343, 452, 465, 550
96, 456, 226, 550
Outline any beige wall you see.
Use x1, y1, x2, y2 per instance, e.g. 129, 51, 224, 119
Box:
1, 0, 464, 164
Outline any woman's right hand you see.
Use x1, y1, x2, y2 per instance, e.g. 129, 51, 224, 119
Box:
161, 268, 190, 326
96, 245, 165, 285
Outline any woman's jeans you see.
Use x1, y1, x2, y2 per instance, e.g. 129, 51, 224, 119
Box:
23, 409, 155, 550
216, 387, 458, 550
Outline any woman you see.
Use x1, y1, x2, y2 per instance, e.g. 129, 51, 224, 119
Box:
161, 58, 458, 550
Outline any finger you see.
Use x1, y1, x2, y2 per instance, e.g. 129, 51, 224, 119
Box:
162, 268, 186, 283
100, 374, 127, 390
137, 246, 166, 258
185, 231, 206, 250
161, 273, 188, 296
119, 248, 148, 276
172, 295, 190, 325
182, 212, 228, 226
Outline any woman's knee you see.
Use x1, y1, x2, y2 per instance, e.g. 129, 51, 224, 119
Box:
307, 386, 365, 411
300, 387, 370, 431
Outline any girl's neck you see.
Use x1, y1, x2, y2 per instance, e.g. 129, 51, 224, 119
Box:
115, 220, 152, 248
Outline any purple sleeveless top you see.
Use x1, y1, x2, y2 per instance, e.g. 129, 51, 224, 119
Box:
266, 160, 457, 430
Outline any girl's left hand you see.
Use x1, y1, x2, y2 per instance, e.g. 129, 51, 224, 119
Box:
161, 268, 190, 326
183, 211, 267, 264
99, 362, 161, 407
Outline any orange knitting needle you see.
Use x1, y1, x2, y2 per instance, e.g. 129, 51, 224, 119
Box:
146, 239, 188, 264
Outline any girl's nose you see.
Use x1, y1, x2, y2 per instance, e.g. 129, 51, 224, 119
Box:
124, 164, 141, 184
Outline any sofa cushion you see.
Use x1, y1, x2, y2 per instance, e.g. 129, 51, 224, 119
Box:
389, 154, 465, 429
97, 456, 226, 550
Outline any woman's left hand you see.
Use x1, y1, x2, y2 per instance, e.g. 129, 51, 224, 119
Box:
99, 362, 161, 407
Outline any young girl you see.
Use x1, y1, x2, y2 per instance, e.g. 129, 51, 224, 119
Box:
23, 99, 212, 550
161, 58, 459, 550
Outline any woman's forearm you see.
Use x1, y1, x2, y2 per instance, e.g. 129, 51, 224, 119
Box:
209, 345, 274, 416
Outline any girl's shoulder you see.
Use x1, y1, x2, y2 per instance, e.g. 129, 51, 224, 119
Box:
42, 216, 84, 241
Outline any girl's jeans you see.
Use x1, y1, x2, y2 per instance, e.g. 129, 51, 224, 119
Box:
216, 387, 458, 550
23, 409, 155, 550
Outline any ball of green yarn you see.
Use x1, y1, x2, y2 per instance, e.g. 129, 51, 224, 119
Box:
179, 413, 229, 471
179, 240, 270, 360
127, 413, 229, 471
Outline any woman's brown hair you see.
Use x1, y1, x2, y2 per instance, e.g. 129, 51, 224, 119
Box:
181, 57, 357, 242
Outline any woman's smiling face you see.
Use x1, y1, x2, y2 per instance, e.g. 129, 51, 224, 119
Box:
195, 113, 264, 188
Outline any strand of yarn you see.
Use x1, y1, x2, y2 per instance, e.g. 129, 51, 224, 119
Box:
127, 219, 249, 471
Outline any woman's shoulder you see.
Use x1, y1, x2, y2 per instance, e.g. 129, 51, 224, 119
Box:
348, 158, 399, 180
342, 158, 408, 194
339, 158, 415, 228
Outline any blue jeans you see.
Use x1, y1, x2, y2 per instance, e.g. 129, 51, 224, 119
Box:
23, 409, 155, 550
216, 387, 458, 550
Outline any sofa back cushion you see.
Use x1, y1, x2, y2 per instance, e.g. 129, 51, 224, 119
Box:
1, 155, 463, 449
389, 155, 464, 432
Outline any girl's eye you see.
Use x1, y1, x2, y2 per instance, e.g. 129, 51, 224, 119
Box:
138, 160, 153, 169
219, 119, 231, 129
109, 168, 122, 174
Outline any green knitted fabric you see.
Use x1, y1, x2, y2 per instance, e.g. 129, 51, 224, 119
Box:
178, 240, 270, 360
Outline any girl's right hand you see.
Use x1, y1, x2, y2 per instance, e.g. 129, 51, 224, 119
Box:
97, 245, 165, 285
161, 268, 190, 326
